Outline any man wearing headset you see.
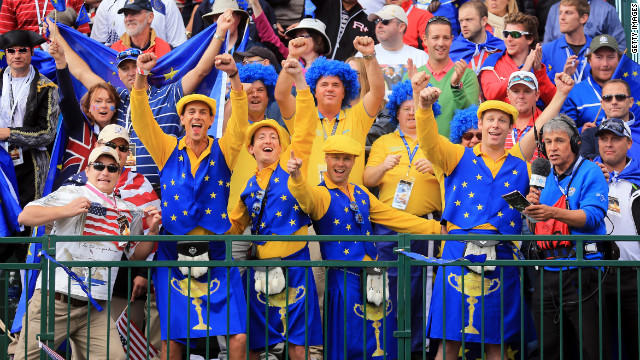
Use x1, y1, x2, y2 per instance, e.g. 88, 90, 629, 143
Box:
524, 115, 609, 360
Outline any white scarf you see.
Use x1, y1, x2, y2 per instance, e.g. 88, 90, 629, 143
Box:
0, 65, 36, 130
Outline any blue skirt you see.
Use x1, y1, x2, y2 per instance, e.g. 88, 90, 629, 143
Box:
326, 268, 398, 360
426, 235, 526, 344
152, 240, 247, 341
244, 245, 323, 349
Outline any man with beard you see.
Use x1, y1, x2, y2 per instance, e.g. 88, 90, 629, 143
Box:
110, 0, 172, 58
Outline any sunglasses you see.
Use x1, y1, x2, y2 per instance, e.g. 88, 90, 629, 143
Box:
428, 16, 451, 24
6, 47, 29, 54
349, 201, 365, 225
502, 30, 531, 39
599, 120, 629, 136
602, 94, 629, 102
462, 132, 482, 141
296, 34, 313, 39
90, 162, 119, 173
116, 48, 142, 60
374, 19, 401, 26
103, 142, 130, 153
509, 75, 536, 85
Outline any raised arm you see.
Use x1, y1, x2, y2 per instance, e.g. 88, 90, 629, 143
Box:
249, 0, 288, 59
274, 38, 307, 121
354, 36, 385, 117
217, 54, 249, 170
181, 9, 233, 95
516, 72, 575, 161
286, 151, 331, 220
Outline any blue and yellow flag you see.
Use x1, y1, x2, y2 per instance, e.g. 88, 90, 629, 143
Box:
76, 5, 91, 27
51, 0, 66, 12
612, 54, 640, 120
304, 0, 316, 17
0, 147, 21, 237
151, 0, 166, 15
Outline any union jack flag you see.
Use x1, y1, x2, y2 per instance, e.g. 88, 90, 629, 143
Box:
60, 122, 96, 186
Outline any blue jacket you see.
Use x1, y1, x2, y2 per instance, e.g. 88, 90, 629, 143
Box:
450, 31, 505, 73
543, 0, 626, 51
580, 113, 640, 161
539, 157, 608, 235
541, 35, 592, 84
561, 73, 603, 129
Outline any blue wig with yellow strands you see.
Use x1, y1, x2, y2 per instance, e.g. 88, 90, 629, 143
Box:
305, 57, 360, 108
238, 63, 278, 100
449, 105, 480, 144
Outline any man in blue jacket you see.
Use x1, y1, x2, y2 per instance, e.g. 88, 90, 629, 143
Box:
524, 115, 608, 360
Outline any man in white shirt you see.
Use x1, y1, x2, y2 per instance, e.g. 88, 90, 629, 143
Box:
14, 146, 160, 360
90, 0, 186, 47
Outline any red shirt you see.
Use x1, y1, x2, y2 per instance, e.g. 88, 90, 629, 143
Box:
504, 107, 542, 160
0, 0, 89, 34
110, 30, 172, 58
401, 1, 432, 49
425, 59, 455, 82
479, 52, 556, 106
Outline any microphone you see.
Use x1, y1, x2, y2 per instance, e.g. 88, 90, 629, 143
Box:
530, 157, 551, 189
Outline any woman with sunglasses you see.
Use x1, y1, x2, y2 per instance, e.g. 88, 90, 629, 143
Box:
49, 40, 122, 189
449, 104, 482, 147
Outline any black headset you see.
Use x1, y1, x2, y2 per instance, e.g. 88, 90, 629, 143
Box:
537, 114, 582, 158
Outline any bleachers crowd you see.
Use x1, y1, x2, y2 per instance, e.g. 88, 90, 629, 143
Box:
0, 0, 639, 358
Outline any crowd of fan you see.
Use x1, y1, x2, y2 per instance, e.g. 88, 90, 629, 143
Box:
0, 0, 638, 359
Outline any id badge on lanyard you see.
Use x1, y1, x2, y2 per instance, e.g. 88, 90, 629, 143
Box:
3, 143, 24, 166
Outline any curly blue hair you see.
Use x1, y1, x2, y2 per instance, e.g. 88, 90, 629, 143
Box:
385, 80, 442, 119
238, 63, 278, 100
305, 57, 360, 108
449, 105, 480, 144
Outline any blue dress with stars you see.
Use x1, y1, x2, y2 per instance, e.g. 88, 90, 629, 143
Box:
240, 165, 322, 349
152, 138, 247, 342
314, 182, 398, 360
427, 147, 531, 344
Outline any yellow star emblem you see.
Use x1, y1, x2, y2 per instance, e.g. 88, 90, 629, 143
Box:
472, 159, 477, 164
276, 211, 282, 217
512, 170, 518, 175
205, 208, 212, 214
293, 204, 299, 211
462, 181, 468, 187
510, 221, 515, 227
204, 175, 209, 181
163, 201, 168, 207
548, 64, 552, 71
356, 190, 361, 194
344, 248, 350, 255
624, 72, 629, 78
346, 224, 352, 230
455, 200, 461, 206
274, 177, 280, 183
226, 182, 230, 188
637, 101, 640, 106
509, 205, 513, 209
163, 184, 166, 189
183, 210, 188, 216
280, 195, 287, 201
361, 199, 366, 205
366, 231, 370, 235
174, 194, 179, 200
164, 67, 178, 80
0, 51, 4, 60
497, 211, 503, 217
344, 207, 349, 213
468, 192, 475, 198
218, 180, 224, 185
210, 161, 215, 166
171, 179, 175, 185
182, 173, 186, 178
463, 212, 469, 218
504, 181, 510, 187
634, 71, 638, 77
221, 213, 227, 219
476, 174, 482, 180
250, 192, 255, 198
477, 204, 483, 210
453, 185, 457, 191
334, 219, 340, 225
251, 213, 256, 218
289, 219, 296, 226
171, 214, 177, 221
261, 222, 266, 228
178, 155, 183, 161
210, 191, 217, 198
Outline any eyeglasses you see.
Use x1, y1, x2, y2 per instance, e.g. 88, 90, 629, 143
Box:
428, 16, 451, 24
374, 19, 401, 26
6, 48, 29, 54
462, 132, 482, 141
502, 30, 531, 39
598, 120, 629, 136
602, 94, 629, 102
296, 34, 313, 39
103, 142, 130, 153
90, 162, 119, 173
509, 75, 536, 86
349, 201, 365, 225
116, 48, 143, 60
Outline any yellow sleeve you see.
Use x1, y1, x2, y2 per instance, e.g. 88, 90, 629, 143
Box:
366, 188, 441, 234
288, 173, 331, 220
352, 97, 377, 132
415, 107, 465, 175
280, 88, 318, 176
130, 88, 177, 170
283, 115, 295, 136
220, 90, 249, 170
227, 197, 251, 235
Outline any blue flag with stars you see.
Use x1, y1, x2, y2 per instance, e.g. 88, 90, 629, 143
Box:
0, 147, 21, 238
613, 54, 640, 121
75, 5, 91, 27
51, 0, 66, 12
304, 0, 316, 18
151, 0, 166, 15
236, 0, 248, 10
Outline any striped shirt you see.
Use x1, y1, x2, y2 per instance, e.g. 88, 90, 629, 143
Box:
116, 82, 184, 186
0, 0, 90, 34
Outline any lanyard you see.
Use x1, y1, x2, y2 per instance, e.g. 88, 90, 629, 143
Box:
85, 183, 118, 210
552, 156, 584, 196
399, 130, 419, 164
406, 4, 413, 16
586, 77, 602, 101
320, 118, 340, 140
34, 0, 50, 35
470, 46, 486, 74
564, 47, 586, 83
511, 126, 531, 144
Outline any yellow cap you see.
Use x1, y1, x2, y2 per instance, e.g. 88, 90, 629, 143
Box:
176, 94, 217, 116
477, 100, 519, 124
322, 134, 362, 157
245, 119, 291, 150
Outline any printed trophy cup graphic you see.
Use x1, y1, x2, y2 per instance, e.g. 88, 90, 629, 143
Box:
354, 300, 393, 357
448, 272, 500, 334
171, 277, 220, 330
257, 285, 306, 336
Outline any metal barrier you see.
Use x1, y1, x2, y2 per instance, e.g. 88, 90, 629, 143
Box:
1, 234, 639, 360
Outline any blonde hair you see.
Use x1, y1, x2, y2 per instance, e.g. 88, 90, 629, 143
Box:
345, 57, 369, 101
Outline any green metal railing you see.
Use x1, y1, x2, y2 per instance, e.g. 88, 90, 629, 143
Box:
1, 234, 640, 360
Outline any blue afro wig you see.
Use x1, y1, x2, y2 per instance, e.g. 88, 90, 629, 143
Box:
449, 105, 480, 144
385, 80, 442, 119
238, 63, 278, 100
305, 57, 360, 108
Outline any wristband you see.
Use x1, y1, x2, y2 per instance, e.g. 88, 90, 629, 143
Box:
362, 52, 376, 60
228, 69, 239, 78
214, 33, 226, 42
136, 67, 150, 76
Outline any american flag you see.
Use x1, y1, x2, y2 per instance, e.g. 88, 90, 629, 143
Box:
38, 341, 66, 360
83, 202, 132, 239
116, 310, 159, 360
